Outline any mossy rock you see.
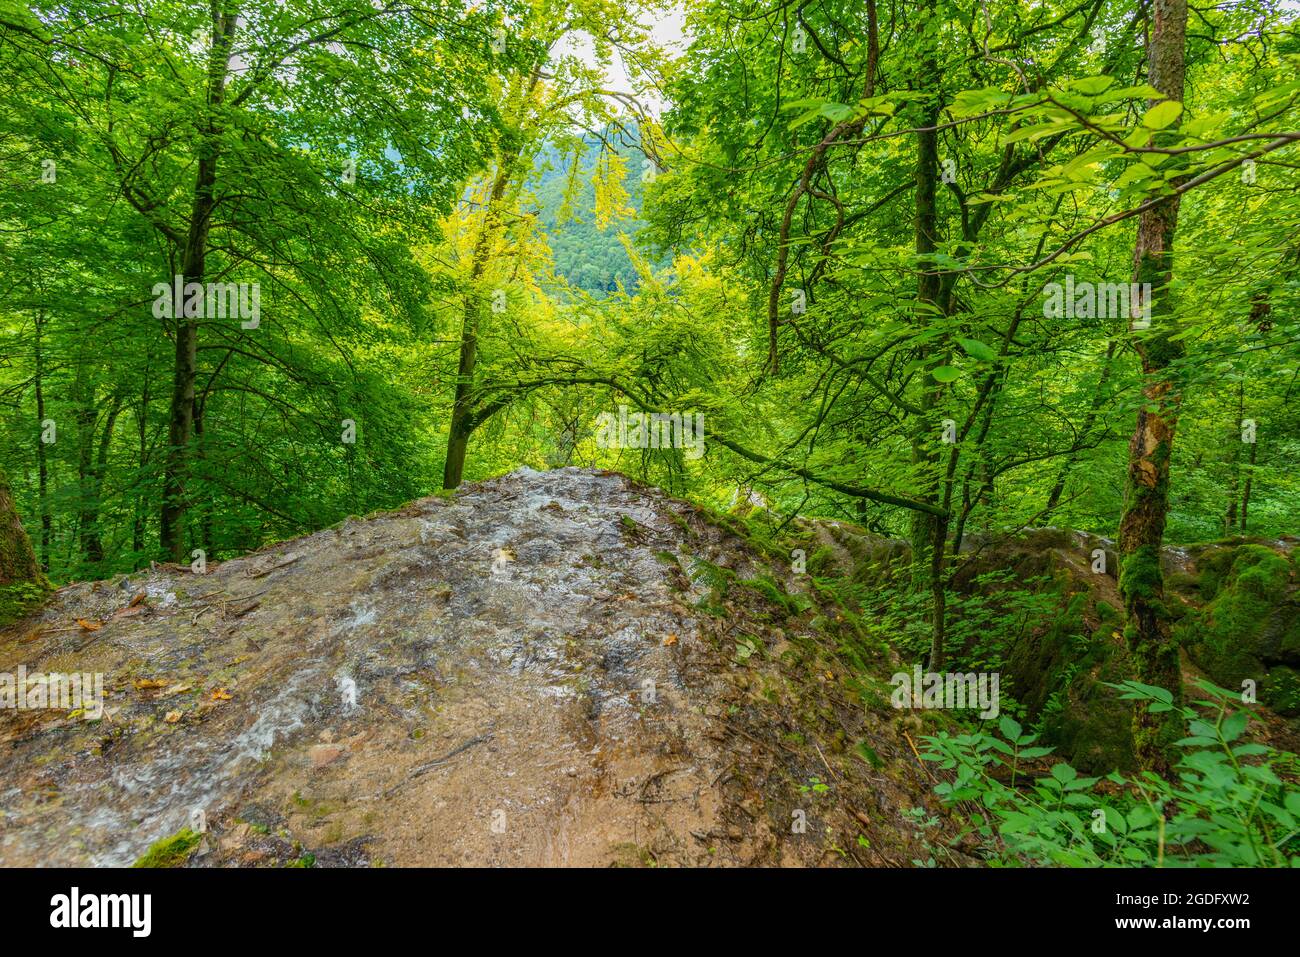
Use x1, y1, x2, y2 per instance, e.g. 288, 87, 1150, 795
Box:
1002, 592, 1137, 772
132, 827, 202, 868
1037, 639, 1137, 773
1179, 544, 1300, 714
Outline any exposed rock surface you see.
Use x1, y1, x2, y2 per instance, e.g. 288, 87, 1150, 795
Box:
0, 468, 943, 867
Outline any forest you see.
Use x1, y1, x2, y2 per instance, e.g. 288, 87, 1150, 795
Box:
0, 0, 1299, 873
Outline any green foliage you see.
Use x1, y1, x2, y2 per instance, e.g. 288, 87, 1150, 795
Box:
0, 0, 1298, 870
921, 681, 1299, 866
0, 580, 51, 627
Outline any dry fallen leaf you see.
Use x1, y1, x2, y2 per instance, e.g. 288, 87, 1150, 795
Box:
134, 678, 168, 690
163, 683, 192, 697
663, 633, 678, 646
129, 591, 147, 607
211, 688, 233, 701
164, 710, 182, 723
76, 618, 102, 632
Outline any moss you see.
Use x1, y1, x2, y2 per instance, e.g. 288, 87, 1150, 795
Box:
740, 574, 803, 617
806, 545, 837, 578
1119, 544, 1167, 607
132, 828, 202, 868
1095, 599, 1120, 626
1040, 638, 1138, 772
1179, 545, 1298, 712
1191, 547, 1239, 601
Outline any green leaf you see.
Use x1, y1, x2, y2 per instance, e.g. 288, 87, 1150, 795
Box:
1051, 763, 1078, 785
931, 365, 961, 383
1070, 75, 1116, 96
998, 716, 1022, 741
958, 338, 999, 362
1142, 100, 1183, 130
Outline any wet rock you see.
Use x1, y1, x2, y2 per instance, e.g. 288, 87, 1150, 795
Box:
0, 467, 947, 868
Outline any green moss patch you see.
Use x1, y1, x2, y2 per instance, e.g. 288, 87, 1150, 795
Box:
1179, 545, 1300, 714
132, 828, 202, 868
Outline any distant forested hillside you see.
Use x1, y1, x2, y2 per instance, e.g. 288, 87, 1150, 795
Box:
529, 131, 654, 294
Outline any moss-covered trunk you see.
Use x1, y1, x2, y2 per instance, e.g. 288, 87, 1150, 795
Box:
0, 467, 41, 588
1117, 0, 1189, 772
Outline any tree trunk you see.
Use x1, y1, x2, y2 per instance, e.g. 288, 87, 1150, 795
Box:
160, 6, 238, 560
442, 160, 514, 490
133, 377, 151, 556
1116, 0, 1189, 772
1223, 381, 1243, 533
908, 0, 942, 598
72, 363, 98, 567
1044, 340, 1118, 518
33, 310, 51, 571
1240, 439, 1257, 532
80, 398, 122, 570
0, 468, 41, 588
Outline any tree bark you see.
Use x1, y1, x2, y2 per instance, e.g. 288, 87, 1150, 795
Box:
160, 5, 238, 560
33, 310, 51, 571
1240, 439, 1257, 532
1117, 0, 1190, 772
909, 0, 943, 599
0, 468, 41, 588
442, 161, 513, 489
80, 398, 122, 570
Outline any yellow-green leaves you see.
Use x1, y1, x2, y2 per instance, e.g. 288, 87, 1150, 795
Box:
1142, 99, 1184, 130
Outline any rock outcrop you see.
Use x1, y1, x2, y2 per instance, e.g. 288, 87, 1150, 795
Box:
0, 468, 944, 867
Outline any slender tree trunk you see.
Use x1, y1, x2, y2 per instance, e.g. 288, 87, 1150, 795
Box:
442, 160, 514, 490
909, 0, 942, 597
133, 385, 150, 556
192, 395, 214, 553
33, 310, 51, 571
160, 6, 237, 560
1044, 340, 1118, 518
908, 0, 953, 672
1240, 439, 1257, 532
72, 365, 98, 568
1117, 0, 1190, 772
1224, 381, 1243, 533
80, 398, 122, 570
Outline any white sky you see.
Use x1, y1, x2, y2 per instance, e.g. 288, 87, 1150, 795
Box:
553, 3, 687, 118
